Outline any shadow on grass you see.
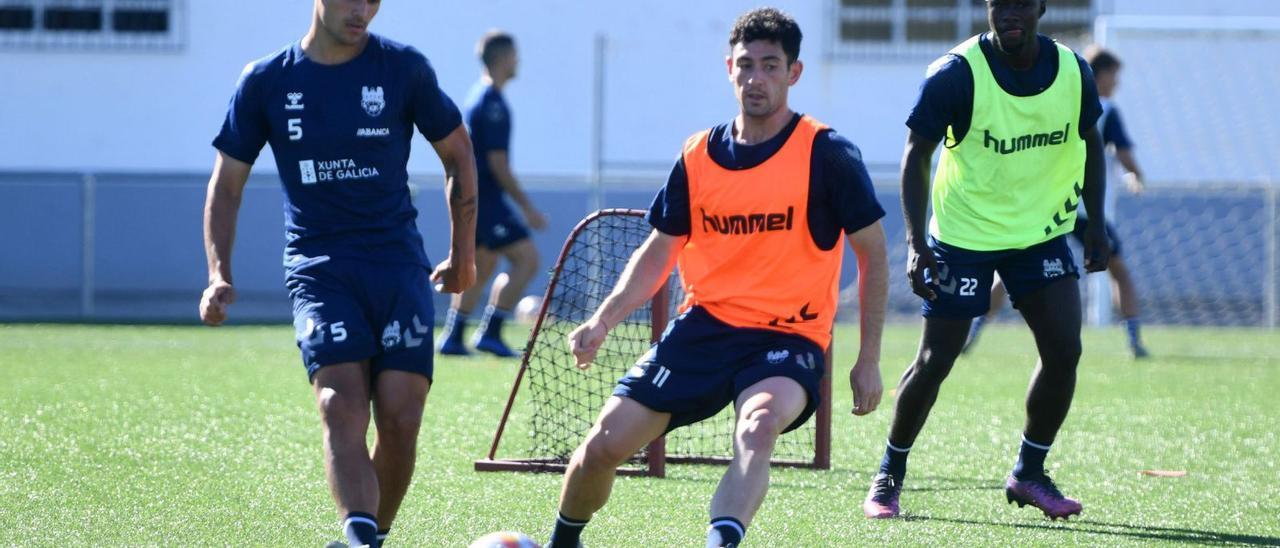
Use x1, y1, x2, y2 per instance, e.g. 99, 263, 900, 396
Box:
646, 471, 1003, 495
900, 475, 1004, 493
908, 515, 1280, 546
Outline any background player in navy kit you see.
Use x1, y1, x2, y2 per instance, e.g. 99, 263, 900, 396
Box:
965, 45, 1148, 358
198, 1, 477, 546
437, 31, 547, 358
1082, 46, 1148, 356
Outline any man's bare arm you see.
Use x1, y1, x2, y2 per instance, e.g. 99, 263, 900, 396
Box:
567, 230, 685, 367
1080, 126, 1112, 272
429, 125, 480, 293
848, 220, 888, 366
597, 231, 684, 329
200, 151, 252, 325
846, 220, 888, 415
1114, 147, 1145, 193
901, 130, 942, 300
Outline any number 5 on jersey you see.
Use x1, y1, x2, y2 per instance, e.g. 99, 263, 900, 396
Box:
288, 118, 303, 141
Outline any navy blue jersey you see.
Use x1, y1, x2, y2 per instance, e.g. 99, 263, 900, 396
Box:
463, 82, 511, 210
907, 33, 1103, 144
647, 113, 885, 250
213, 34, 462, 270
1099, 99, 1133, 150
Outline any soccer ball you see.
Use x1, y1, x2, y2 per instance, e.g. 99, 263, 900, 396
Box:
468, 531, 541, 548
514, 294, 543, 324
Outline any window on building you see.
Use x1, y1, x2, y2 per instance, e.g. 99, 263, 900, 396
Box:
832, 0, 1094, 59
0, 0, 183, 50
0, 4, 35, 30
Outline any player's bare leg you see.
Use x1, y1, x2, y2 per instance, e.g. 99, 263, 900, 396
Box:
865, 317, 969, 518
474, 239, 540, 357
1108, 255, 1148, 357
559, 397, 669, 517
1018, 277, 1081, 447
439, 249, 498, 355
1109, 256, 1138, 318
889, 318, 971, 447
549, 397, 670, 548
370, 370, 432, 530
494, 238, 540, 310
461, 248, 499, 313
313, 361, 380, 535
1007, 277, 1084, 519
707, 376, 806, 545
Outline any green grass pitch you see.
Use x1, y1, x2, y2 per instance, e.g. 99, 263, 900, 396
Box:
1, 323, 1277, 546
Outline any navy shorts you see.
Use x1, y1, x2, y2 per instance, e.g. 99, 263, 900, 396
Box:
286, 258, 435, 382
614, 306, 825, 434
922, 235, 1080, 319
1070, 216, 1123, 256
476, 200, 530, 250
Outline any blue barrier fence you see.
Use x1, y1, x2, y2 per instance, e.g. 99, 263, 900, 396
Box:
0, 172, 1275, 327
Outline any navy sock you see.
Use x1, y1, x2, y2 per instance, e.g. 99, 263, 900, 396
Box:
376, 528, 389, 548
1013, 435, 1051, 480
548, 512, 588, 548
343, 512, 379, 548
443, 308, 469, 341
478, 305, 510, 339
1124, 317, 1143, 348
879, 440, 911, 482
707, 516, 745, 547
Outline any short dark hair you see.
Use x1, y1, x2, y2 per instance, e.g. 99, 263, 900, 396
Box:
1084, 45, 1122, 75
729, 7, 802, 65
477, 30, 515, 68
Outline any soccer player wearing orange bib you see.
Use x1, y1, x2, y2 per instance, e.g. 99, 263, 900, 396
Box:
547, 8, 889, 548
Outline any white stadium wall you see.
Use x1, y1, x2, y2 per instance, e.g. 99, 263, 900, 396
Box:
2, 0, 896, 175
0, 0, 1275, 183
3, 0, 1273, 183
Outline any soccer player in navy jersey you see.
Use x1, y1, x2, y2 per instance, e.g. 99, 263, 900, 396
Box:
198, 1, 477, 545
438, 30, 547, 358
965, 45, 1149, 358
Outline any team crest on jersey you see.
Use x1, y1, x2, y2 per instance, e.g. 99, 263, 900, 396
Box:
361, 86, 385, 117
382, 320, 402, 348
1043, 258, 1065, 278
285, 92, 305, 111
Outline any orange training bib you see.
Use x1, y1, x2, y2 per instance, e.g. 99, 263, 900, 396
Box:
677, 115, 843, 349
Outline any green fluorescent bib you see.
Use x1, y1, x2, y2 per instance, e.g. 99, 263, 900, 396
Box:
930, 35, 1087, 251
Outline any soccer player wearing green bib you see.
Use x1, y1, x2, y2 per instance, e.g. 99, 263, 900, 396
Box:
862, 0, 1109, 520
